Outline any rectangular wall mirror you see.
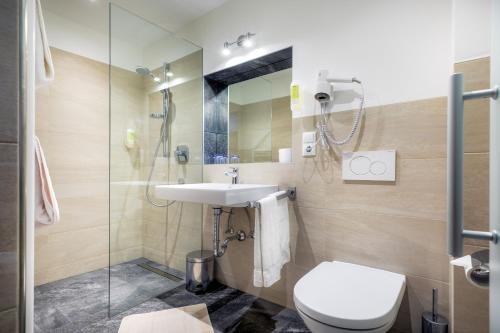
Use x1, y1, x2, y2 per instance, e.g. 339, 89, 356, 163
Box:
204, 47, 292, 164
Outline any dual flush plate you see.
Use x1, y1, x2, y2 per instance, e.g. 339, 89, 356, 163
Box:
301, 132, 396, 182
342, 150, 396, 181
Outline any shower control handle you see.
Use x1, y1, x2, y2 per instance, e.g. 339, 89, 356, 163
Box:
175, 145, 189, 163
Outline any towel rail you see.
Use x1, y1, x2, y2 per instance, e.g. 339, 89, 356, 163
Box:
247, 187, 296, 209
448, 73, 499, 257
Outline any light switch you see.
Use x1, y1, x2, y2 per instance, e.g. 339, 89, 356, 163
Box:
342, 150, 396, 181
302, 132, 316, 157
303, 131, 316, 144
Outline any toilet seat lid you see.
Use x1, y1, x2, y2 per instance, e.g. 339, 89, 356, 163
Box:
293, 261, 406, 330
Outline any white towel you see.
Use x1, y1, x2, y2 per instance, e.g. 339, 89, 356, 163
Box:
35, 136, 60, 225
35, 0, 54, 87
253, 191, 290, 287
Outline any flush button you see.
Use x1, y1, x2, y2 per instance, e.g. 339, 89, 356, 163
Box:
342, 150, 396, 182
349, 156, 370, 175
370, 161, 387, 175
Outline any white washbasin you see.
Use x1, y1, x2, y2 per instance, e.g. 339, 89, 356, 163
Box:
155, 183, 279, 207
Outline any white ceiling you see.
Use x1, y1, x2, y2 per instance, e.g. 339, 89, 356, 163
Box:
43, 0, 231, 34
115, 0, 231, 31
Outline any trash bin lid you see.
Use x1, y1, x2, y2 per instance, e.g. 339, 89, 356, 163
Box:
186, 250, 214, 263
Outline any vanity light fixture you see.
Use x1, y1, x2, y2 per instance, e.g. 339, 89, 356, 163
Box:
222, 32, 256, 56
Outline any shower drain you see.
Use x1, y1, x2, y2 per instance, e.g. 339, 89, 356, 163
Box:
137, 263, 184, 283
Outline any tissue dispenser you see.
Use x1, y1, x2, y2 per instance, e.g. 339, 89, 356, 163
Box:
450, 249, 489, 289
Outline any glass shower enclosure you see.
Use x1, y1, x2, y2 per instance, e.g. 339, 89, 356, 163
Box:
109, 4, 203, 315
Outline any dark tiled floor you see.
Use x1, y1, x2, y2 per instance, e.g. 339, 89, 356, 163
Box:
156, 283, 309, 333
34, 258, 184, 333
35, 259, 310, 333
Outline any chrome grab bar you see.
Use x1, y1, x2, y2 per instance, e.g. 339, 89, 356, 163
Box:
448, 73, 499, 257
247, 187, 296, 209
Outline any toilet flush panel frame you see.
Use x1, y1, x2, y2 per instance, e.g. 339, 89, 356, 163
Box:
342, 150, 396, 181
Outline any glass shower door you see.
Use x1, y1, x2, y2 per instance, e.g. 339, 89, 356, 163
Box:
109, 4, 203, 316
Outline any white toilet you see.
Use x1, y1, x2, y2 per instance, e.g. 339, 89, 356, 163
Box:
293, 261, 406, 333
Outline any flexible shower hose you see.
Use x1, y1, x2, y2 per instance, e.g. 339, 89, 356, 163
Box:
145, 121, 176, 207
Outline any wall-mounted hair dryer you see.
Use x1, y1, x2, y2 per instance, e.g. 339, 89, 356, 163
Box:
314, 70, 361, 103
314, 70, 365, 148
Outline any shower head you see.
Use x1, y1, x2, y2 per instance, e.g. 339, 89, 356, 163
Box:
135, 66, 151, 76
135, 66, 161, 83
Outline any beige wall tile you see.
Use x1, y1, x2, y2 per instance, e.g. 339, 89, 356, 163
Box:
35, 225, 109, 273
463, 99, 489, 153
463, 153, 489, 247
455, 57, 490, 92
293, 97, 448, 160
322, 209, 448, 282
455, 58, 490, 153
35, 48, 112, 284
36, 254, 109, 286
323, 158, 446, 221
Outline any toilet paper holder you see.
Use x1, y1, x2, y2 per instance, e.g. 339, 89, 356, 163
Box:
469, 249, 489, 286
451, 249, 489, 288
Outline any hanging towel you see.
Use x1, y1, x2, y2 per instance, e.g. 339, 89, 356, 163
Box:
253, 191, 290, 287
35, 0, 54, 87
35, 136, 60, 225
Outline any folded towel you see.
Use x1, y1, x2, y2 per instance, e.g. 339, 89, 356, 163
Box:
35, 0, 54, 87
254, 191, 290, 287
35, 136, 60, 225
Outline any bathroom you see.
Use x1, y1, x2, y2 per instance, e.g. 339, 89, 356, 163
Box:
1, 0, 499, 332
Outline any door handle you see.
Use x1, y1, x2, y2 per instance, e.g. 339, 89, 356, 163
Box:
448, 73, 499, 257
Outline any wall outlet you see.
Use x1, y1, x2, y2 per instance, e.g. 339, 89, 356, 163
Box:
302, 131, 316, 157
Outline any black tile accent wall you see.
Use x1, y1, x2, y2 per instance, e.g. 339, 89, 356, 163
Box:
204, 79, 229, 164
204, 47, 292, 86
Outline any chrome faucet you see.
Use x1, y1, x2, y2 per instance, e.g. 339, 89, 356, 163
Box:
224, 167, 239, 184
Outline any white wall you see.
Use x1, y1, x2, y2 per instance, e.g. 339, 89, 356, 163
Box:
453, 0, 491, 62
179, 0, 453, 118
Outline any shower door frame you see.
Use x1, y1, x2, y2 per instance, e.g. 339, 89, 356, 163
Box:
19, 0, 37, 332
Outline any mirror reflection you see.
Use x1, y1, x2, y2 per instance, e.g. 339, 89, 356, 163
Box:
203, 47, 293, 164
228, 69, 292, 163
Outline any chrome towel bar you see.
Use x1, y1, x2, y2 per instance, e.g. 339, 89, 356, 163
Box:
247, 187, 296, 209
